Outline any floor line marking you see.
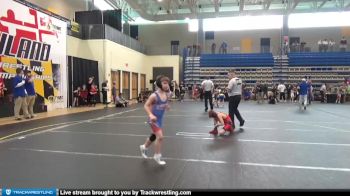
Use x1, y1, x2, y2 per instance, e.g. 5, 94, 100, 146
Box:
9, 147, 350, 172
238, 139, 350, 147
48, 130, 350, 147
0, 121, 80, 142
0, 109, 139, 143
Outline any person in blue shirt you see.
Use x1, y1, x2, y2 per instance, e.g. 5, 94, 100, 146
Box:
139, 75, 170, 165
25, 71, 36, 118
299, 78, 309, 110
13, 68, 29, 120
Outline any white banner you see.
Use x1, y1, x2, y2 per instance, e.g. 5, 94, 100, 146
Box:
0, 0, 67, 110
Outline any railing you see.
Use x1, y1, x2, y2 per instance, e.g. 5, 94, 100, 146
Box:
68, 24, 146, 54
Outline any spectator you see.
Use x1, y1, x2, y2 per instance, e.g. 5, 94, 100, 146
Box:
192, 84, 199, 101
179, 81, 185, 102
0, 80, 7, 104
174, 81, 179, 99
255, 82, 263, 104
201, 77, 214, 112
211, 43, 216, 54
137, 93, 143, 103
336, 87, 342, 104
272, 84, 279, 102
243, 87, 251, 101
307, 79, 314, 105
322, 39, 329, 52
340, 37, 347, 52
262, 83, 268, 100
300, 41, 306, 52
86, 76, 94, 106
169, 80, 174, 95
25, 71, 36, 118
320, 83, 326, 103
197, 45, 202, 56
112, 82, 117, 104
187, 46, 192, 56
290, 85, 295, 102
329, 39, 335, 52
13, 68, 30, 120
299, 79, 309, 110
73, 86, 81, 107
116, 93, 128, 107
318, 39, 323, 52
80, 84, 88, 106
90, 83, 98, 107
278, 82, 287, 102
268, 92, 277, 104
101, 80, 109, 105
192, 44, 197, 56
220, 42, 228, 54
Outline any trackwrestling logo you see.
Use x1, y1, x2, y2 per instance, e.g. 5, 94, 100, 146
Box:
6, 189, 11, 195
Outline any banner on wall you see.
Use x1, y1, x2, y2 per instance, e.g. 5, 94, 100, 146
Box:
0, 0, 67, 115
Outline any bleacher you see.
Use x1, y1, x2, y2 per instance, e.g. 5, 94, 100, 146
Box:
289, 52, 350, 66
184, 52, 350, 89
200, 53, 274, 67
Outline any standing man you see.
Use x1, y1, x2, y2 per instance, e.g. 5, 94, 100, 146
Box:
278, 82, 287, 102
320, 83, 327, 103
227, 70, 245, 129
112, 81, 117, 104
211, 43, 216, 54
86, 76, 94, 106
25, 71, 36, 118
307, 79, 314, 105
13, 68, 29, 120
201, 77, 214, 112
179, 81, 185, 102
0, 79, 7, 104
299, 78, 309, 110
101, 80, 109, 106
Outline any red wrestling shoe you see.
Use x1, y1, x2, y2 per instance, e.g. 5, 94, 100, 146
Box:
209, 129, 218, 135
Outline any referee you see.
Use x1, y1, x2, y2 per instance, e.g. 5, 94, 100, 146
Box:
201, 77, 214, 112
227, 70, 245, 129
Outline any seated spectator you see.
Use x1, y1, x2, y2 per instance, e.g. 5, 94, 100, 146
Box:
116, 93, 128, 107
137, 93, 143, 103
243, 88, 251, 101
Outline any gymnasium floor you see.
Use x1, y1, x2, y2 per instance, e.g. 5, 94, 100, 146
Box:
0, 101, 349, 189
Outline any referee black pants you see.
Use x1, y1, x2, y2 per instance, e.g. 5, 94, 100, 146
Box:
204, 91, 213, 111
229, 95, 244, 128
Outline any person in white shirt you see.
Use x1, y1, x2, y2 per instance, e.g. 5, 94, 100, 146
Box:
329, 39, 335, 52
227, 70, 245, 129
318, 39, 323, 52
201, 77, 214, 112
322, 39, 329, 52
320, 83, 327, 103
278, 83, 287, 102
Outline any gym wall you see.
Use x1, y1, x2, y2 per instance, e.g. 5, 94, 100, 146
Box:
66, 36, 180, 101
26, 0, 86, 20
139, 23, 346, 55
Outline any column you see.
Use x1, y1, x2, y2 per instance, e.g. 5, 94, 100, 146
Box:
281, 15, 289, 55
